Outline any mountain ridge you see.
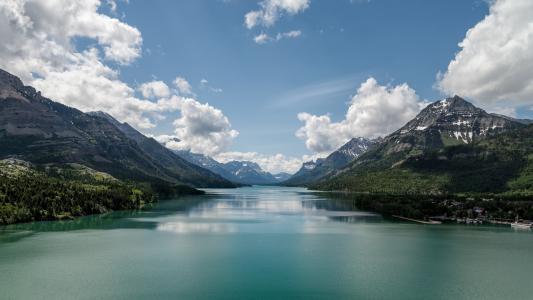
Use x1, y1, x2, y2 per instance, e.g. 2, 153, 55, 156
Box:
0, 68, 235, 190
174, 150, 290, 185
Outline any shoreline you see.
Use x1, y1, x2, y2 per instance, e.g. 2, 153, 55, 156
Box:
392, 215, 443, 225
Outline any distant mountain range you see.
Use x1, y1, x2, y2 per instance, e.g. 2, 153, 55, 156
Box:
284, 137, 379, 186
175, 150, 291, 185
0, 68, 235, 192
305, 96, 533, 195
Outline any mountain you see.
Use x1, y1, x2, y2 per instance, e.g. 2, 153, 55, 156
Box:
0, 68, 234, 191
221, 161, 279, 185
284, 137, 378, 186
314, 96, 532, 195
173, 150, 239, 183
388, 96, 521, 148
273, 172, 292, 182
174, 150, 290, 185
88, 112, 235, 188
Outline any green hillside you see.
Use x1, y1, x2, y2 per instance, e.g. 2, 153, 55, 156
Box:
314, 124, 533, 196
0, 159, 201, 225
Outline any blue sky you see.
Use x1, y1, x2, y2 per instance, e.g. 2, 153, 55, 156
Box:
115, 0, 489, 158
2, 0, 532, 173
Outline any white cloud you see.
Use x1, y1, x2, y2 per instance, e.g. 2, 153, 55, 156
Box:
215, 152, 303, 174
254, 30, 302, 44
296, 77, 425, 155
156, 97, 239, 156
138, 80, 170, 99
437, 0, 533, 109
254, 33, 271, 44
276, 30, 301, 40
173, 76, 194, 96
152, 134, 180, 144
488, 106, 517, 118
244, 0, 309, 29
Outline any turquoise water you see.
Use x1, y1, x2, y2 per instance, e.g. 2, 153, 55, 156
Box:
1, 186, 533, 299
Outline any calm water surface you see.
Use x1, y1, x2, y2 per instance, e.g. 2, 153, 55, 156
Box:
1, 186, 533, 299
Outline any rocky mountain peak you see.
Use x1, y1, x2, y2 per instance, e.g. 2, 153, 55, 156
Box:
397, 96, 519, 145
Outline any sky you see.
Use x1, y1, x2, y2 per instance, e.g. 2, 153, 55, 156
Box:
1, 0, 533, 173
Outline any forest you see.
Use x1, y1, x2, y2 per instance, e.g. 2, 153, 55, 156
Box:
0, 161, 200, 225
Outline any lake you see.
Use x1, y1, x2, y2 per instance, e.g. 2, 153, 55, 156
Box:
1, 186, 532, 299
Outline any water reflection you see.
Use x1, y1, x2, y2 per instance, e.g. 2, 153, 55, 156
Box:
1, 186, 383, 240
0, 195, 209, 242
152, 186, 383, 235
157, 222, 238, 234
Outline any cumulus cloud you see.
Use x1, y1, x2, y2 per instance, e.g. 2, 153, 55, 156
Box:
296, 77, 425, 155
173, 76, 194, 96
245, 0, 308, 43
155, 97, 239, 156
215, 152, 303, 174
138, 80, 170, 99
245, 0, 310, 29
437, 0, 533, 109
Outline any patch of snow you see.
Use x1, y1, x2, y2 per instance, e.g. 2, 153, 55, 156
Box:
452, 120, 470, 126
452, 131, 472, 144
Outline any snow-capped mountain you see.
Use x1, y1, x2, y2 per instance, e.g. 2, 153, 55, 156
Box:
385, 95, 522, 153
221, 161, 280, 185
175, 151, 289, 185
